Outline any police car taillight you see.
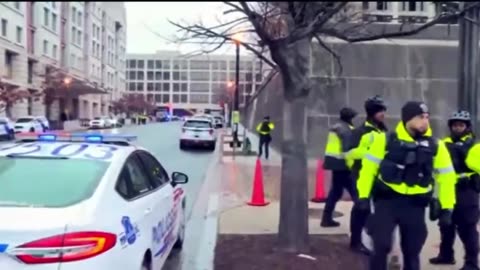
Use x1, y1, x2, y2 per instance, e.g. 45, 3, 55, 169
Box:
209, 129, 214, 135
13, 231, 116, 264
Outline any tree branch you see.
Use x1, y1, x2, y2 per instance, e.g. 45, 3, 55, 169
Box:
286, 2, 349, 44
236, 2, 273, 43
314, 34, 342, 76
322, 2, 480, 43
170, 20, 277, 69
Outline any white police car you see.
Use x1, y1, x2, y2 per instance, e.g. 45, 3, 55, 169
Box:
180, 117, 217, 151
0, 132, 188, 270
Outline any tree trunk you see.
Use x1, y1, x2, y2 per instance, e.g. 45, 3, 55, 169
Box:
5, 104, 12, 118
274, 37, 312, 253
278, 95, 309, 252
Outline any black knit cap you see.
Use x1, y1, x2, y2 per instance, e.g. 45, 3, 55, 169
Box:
401, 101, 429, 124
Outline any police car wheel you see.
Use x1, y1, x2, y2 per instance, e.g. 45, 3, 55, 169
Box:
173, 207, 186, 249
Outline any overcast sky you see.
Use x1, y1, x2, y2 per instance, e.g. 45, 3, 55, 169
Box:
125, 2, 248, 56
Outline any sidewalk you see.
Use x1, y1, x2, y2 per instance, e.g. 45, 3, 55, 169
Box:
217, 125, 467, 269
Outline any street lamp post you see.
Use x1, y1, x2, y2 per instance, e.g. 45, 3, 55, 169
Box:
457, 3, 480, 134
233, 39, 241, 148
63, 77, 72, 122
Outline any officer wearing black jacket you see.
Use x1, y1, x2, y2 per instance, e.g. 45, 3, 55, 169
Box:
321, 107, 358, 227
430, 110, 480, 270
345, 95, 388, 255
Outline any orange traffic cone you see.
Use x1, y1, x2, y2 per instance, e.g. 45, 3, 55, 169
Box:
247, 158, 270, 207
311, 159, 327, 203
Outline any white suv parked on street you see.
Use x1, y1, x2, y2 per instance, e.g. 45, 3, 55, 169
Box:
14, 117, 44, 133
179, 118, 217, 151
89, 116, 114, 129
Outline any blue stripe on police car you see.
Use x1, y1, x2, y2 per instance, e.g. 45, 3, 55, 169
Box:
0, 244, 8, 253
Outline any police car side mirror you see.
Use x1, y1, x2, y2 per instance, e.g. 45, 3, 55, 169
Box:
171, 172, 188, 184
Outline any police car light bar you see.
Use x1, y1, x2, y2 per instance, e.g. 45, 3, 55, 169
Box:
15, 132, 138, 144
70, 133, 138, 143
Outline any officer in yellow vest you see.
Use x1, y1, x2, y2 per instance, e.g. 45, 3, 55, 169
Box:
430, 110, 480, 270
345, 95, 388, 255
321, 107, 358, 227
256, 116, 275, 159
357, 101, 457, 270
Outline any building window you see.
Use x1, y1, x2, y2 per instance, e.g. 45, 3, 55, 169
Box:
147, 60, 154, 69
43, 8, 49, 27
162, 72, 170, 80
14, 2, 20, 10
77, 29, 81, 45
28, 60, 34, 84
147, 71, 154, 80
71, 26, 75, 43
137, 60, 144, 69
78, 11, 82, 26
163, 83, 170, 91
52, 2, 56, 9
155, 60, 162, 69
16, 26, 22, 43
173, 94, 179, 103
43, 40, 48, 55
136, 83, 144, 91
72, 7, 77, 23
162, 94, 170, 103
51, 13, 57, 31
92, 41, 95, 55
52, 44, 57, 59
180, 94, 188, 103
376, 2, 389, 11
1, 19, 7, 37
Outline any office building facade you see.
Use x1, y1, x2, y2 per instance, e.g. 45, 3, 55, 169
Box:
0, 2, 126, 124
126, 51, 264, 112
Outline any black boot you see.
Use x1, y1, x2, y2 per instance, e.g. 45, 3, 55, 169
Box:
429, 255, 456, 265
320, 218, 340, 227
350, 242, 372, 256
459, 265, 480, 270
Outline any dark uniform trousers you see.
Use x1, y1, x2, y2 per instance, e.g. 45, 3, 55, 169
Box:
369, 197, 428, 270
323, 171, 355, 218
350, 169, 370, 246
258, 134, 271, 159
439, 187, 480, 267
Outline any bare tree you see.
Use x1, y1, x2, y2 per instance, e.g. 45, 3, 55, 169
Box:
0, 78, 36, 118
170, 1, 478, 252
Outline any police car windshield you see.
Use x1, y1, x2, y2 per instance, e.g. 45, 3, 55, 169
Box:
184, 120, 211, 128
16, 118, 33, 123
0, 157, 108, 208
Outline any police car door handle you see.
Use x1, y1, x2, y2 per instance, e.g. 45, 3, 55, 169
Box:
144, 208, 152, 215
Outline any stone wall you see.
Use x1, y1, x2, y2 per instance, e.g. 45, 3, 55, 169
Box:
243, 26, 471, 158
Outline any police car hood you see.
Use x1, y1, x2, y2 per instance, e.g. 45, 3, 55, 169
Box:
0, 202, 90, 230
395, 122, 432, 141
